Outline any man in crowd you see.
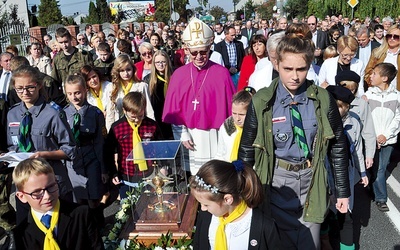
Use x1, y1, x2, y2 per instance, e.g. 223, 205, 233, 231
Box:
163, 17, 235, 175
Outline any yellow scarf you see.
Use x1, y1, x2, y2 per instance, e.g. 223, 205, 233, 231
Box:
156, 74, 168, 97
215, 200, 248, 250
90, 87, 104, 111
121, 81, 133, 95
31, 200, 61, 250
230, 125, 243, 162
127, 120, 147, 171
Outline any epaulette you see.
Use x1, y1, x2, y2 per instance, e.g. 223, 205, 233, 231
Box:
49, 101, 61, 111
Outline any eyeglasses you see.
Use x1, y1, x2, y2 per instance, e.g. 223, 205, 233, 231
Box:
386, 34, 400, 41
141, 52, 153, 57
15, 85, 38, 93
155, 61, 167, 65
78, 38, 85, 41
340, 52, 356, 59
20, 183, 59, 200
307, 23, 316, 26
189, 50, 208, 57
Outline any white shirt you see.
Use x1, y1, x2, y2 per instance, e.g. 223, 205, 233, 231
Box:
208, 209, 252, 250
358, 42, 372, 65
384, 49, 400, 86
0, 71, 11, 100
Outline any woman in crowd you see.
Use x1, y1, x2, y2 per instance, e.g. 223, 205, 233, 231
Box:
26, 42, 52, 76
106, 54, 154, 130
319, 35, 366, 96
372, 24, 385, 44
135, 42, 154, 80
237, 34, 268, 91
143, 50, 173, 139
365, 24, 400, 89
80, 65, 113, 116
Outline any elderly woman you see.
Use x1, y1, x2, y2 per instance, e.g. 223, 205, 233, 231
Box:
365, 24, 400, 89
26, 42, 52, 75
134, 42, 154, 80
319, 35, 366, 96
237, 34, 268, 91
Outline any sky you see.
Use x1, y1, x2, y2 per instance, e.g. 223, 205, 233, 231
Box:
26, 0, 235, 16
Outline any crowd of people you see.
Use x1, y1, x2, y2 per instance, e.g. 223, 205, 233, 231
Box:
0, 12, 399, 250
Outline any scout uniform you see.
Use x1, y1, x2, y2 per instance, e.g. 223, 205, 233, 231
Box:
64, 101, 107, 201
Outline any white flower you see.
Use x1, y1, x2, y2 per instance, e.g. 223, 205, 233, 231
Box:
119, 239, 127, 249
122, 203, 130, 210
115, 222, 122, 229
116, 210, 126, 220
166, 247, 177, 250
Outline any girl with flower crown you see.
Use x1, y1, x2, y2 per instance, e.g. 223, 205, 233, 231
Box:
190, 160, 281, 250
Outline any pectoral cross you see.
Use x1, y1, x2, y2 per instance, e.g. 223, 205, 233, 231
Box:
192, 99, 199, 110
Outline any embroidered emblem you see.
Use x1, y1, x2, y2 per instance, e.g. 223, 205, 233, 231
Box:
272, 116, 286, 123
250, 239, 258, 246
275, 133, 288, 142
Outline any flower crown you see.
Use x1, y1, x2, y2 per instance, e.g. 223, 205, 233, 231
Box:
194, 175, 219, 194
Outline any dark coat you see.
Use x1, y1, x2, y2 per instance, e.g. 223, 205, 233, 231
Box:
193, 207, 282, 250
13, 200, 104, 250
214, 40, 245, 73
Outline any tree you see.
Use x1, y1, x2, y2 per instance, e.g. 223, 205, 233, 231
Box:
96, 0, 112, 23
38, 0, 62, 26
197, 0, 209, 8
256, 1, 275, 20
283, 0, 308, 20
0, 4, 25, 27
154, 0, 188, 24
85, 1, 100, 24
238, 0, 256, 20
233, 0, 240, 12
209, 6, 227, 22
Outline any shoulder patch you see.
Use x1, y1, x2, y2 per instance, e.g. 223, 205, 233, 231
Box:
0, 99, 4, 110
49, 101, 61, 111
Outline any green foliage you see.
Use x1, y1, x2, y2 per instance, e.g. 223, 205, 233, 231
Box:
233, 0, 240, 12
283, 0, 308, 20
61, 16, 76, 26
198, 0, 209, 8
85, 1, 100, 24
237, 0, 256, 20
154, 0, 188, 24
96, 0, 112, 23
307, 0, 400, 20
256, 2, 275, 20
0, 4, 25, 26
38, 0, 62, 26
209, 6, 227, 22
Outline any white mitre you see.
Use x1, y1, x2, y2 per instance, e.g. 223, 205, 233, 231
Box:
182, 17, 214, 49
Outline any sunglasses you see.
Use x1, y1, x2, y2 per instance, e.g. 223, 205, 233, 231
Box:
141, 52, 153, 56
189, 50, 208, 57
386, 34, 400, 41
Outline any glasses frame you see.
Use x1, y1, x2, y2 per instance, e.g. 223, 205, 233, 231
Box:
20, 182, 59, 200
339, 52, 356, 59
188, 50, 208, 57
141, 52, 153, 57
15, 84, 38, 94
386, 34, 400, 41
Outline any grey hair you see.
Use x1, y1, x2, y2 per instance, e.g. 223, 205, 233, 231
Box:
356, 25, 370, 37
382, 16, 394, 24
138, 42, 154, 54
267, 31, 285, 53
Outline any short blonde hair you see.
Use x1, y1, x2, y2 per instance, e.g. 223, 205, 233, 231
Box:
13, 158, 54, 191
323, 45, 338, 61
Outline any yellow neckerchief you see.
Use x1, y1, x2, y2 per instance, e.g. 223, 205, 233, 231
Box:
121, 80, 133, 95
31, 200, 61, 250
156, 73, 168, 97
127, 120, 147, 171
230, 125, 243, 161
215, 200, 248, 250
90, 87, 104, 111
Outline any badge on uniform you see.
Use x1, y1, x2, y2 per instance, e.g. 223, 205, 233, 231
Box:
250, 239, 258, 246
275, 133, 289, 142
272, 116, 286, 123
